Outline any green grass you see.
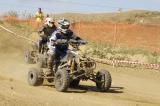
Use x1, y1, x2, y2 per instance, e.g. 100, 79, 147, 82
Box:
2, 10, 160, 64
0, 22, 34, 54
50, 10, 160, 25
0, 20, 3, 24
1, 20, 160, 64
84, 42, 160, 64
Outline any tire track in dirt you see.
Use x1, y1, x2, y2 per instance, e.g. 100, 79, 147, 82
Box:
0, 52, 160, 106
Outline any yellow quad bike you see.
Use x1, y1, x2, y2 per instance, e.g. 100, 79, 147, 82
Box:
27, 39, 112, 92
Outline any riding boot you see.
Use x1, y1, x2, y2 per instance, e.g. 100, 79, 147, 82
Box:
39, 46, 41, 53
39, 41, 42, 53
46, 55, 54, 75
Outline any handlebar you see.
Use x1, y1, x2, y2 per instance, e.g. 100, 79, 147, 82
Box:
56, 39, 87, 45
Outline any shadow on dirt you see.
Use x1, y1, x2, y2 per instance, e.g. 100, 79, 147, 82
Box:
43, 83, 124, 93
67, 85, 124, 93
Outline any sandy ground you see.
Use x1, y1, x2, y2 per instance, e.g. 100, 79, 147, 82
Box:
0, 22, 160, 106
0, 52, 160, 106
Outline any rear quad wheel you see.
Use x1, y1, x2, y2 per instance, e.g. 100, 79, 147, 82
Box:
70, 79, 80, 88
96, 69, 112, 92
55, 69, 70, 92
25, 51, 34, 64
32, 42, 38, 51
27, 68, 44, 86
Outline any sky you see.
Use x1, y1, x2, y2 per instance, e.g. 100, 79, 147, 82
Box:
0, 0, 159, 14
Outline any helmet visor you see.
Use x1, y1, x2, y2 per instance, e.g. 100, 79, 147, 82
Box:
61, 25, 69, 29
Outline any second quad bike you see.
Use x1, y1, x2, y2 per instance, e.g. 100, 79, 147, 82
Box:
27, 39, 112, 92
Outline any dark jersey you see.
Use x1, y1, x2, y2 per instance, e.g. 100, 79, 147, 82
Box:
50, 29, 81, 52
38, 25, 57, 37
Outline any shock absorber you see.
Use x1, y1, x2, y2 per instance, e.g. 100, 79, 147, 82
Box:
71, 59, 75, 73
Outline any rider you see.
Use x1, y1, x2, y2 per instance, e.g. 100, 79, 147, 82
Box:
38, 17, 57, 53
47, 19, 82, 75
35, 8, 44, 22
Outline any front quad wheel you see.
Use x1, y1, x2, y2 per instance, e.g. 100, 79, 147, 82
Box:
27, 68, 44, 86
55, 69, 70, 92
96, 69, 112, 92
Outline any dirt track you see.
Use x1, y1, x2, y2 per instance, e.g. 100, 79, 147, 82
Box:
0, 52, 160, 106
0, 23, 160, 106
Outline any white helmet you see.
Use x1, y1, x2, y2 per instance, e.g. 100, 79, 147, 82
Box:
45, 17, 55, 27
58, 19, 70, 34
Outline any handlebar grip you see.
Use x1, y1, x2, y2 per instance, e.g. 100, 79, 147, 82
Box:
56, 39, 68, 44
77, 40, 88, 44
55, 39, 88, 45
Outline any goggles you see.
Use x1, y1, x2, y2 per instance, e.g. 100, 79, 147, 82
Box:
61, 25, 69, 29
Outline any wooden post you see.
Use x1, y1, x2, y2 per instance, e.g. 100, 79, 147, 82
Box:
113, 23, 117, 48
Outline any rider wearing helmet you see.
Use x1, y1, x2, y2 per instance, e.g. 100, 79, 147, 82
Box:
38, 17, 57, 53
47, 19, 82, 75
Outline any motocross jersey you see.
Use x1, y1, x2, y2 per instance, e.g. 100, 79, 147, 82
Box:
38, 25, 57, 38
49, 29, 81, 52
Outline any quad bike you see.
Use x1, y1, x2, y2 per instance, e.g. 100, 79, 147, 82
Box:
24, 41, 48, 65
24, 42, 39, 64
27, 39, 112, 92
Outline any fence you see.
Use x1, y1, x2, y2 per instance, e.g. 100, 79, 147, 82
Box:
91, 57, 160, 71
